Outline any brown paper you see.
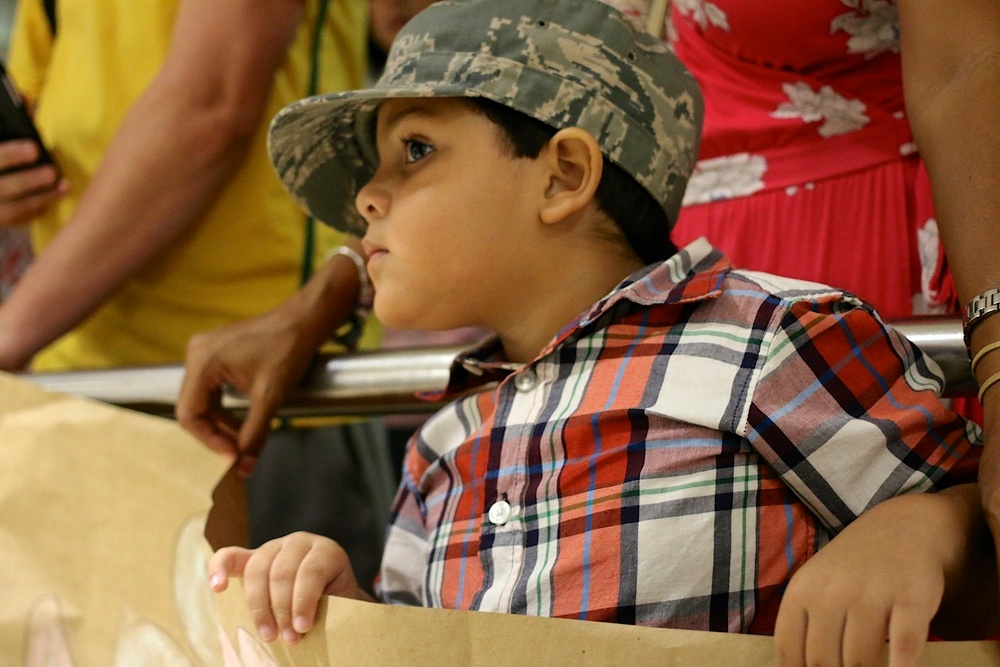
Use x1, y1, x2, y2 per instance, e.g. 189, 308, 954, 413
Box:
0, 372, 229, 665
213, 586, 1000, 667
3, 371, 1000, 666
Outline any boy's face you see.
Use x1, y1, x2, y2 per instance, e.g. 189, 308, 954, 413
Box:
357, 97, 549, 332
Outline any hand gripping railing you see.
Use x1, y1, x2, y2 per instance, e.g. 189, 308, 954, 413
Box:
20, 316, 977, 418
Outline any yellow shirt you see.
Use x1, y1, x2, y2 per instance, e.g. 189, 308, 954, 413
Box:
8, 0, 377, 371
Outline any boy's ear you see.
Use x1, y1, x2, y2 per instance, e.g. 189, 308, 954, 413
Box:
539, 128, 603, 225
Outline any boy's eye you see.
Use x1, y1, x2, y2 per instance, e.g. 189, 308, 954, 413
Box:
403, 138, 434, 163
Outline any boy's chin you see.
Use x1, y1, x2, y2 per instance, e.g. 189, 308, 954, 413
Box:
374, 300, 448, 332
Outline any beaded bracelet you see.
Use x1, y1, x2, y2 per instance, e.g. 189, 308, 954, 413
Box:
326, 245, 373, 350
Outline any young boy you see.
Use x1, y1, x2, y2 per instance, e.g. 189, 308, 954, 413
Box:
207, 0, 995, 660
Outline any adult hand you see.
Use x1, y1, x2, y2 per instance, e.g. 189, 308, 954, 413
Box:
176, 246, 367, 473
0, 140, 66, 226
176, 302, 323, 474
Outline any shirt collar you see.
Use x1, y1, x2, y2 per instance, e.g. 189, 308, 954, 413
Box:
427, 238, 731, 399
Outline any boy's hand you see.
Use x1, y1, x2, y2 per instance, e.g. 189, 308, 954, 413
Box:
774, 484, 997, 667
773, 527, 942, 667
208, 532, 375, 645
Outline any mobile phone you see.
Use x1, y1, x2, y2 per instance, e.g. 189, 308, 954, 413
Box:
0, 59, 54, 169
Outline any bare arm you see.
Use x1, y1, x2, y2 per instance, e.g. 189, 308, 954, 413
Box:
0, 0, 306, 370
898, 0, 1000, 575
900, 1, 1000, 306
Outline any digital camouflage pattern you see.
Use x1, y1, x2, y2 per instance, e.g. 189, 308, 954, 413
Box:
269, 0, 704, 237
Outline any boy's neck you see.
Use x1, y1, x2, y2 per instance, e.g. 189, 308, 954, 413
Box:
494, 242, 646, 364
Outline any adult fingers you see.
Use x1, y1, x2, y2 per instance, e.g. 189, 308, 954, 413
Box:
0, 140, 42, 172
176, 339, 244, 456
234, 378, 286, 471
0, 176, 66, 227
175, 381, 241, 457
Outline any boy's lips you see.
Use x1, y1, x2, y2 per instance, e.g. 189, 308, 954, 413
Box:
361, 239, 387, 262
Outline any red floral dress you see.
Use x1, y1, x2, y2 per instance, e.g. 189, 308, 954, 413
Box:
667, 0, 953, 321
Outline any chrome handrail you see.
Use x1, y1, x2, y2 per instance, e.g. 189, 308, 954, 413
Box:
19, 317, 975, 418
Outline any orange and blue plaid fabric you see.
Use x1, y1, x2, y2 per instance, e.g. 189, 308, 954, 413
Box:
376, 238, 980, 633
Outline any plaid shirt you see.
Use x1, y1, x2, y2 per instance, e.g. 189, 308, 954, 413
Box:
376, 238, 980, 633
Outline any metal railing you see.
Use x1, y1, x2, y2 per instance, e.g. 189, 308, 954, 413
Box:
21, 316, 975, 418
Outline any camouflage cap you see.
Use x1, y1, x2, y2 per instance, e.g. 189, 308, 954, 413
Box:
268, 0, 704, 237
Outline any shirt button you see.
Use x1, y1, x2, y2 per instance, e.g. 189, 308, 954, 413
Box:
513, 369, 537, 392
488, 500, 513, 525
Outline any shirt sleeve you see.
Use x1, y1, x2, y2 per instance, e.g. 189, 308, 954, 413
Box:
744, 296, 981, 535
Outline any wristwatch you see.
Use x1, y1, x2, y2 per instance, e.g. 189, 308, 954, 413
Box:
964, 288, 1000, 349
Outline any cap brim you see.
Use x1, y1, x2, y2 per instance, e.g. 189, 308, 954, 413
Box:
268, 84, 474, 236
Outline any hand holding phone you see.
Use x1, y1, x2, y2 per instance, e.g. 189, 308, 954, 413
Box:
0, 59, 54, 170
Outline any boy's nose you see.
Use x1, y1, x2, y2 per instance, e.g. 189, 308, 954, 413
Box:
355, 178, 389, 224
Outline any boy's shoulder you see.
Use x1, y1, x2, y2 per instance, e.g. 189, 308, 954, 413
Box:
633, 238, 869, 317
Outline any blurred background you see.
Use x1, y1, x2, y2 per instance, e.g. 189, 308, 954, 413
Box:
0, 0, 13, 56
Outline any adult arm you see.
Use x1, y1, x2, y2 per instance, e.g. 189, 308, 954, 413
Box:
0, 0, 307, 370
898, 1, 1000, 539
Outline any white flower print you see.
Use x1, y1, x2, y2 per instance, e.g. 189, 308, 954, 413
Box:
831, 0, 900, 58
916, 217, 949, 314
772, 82, 870, 137
683, 153, 767, 205
674, 0, 730, 32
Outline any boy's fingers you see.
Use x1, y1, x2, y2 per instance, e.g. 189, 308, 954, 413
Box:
291, 545, 345, 634
773, 604, 807, 667
886, 606, 932, 667
267, 538, 314, 643
207, 547, 255, 591
803, 609, 845, 667
840, 607, 888, 667
242, 548, 280, 642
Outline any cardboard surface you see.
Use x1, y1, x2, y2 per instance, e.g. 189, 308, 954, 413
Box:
212, 587, 1000, 667
3, 371, 1000, 666
0, 373, 229, 665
